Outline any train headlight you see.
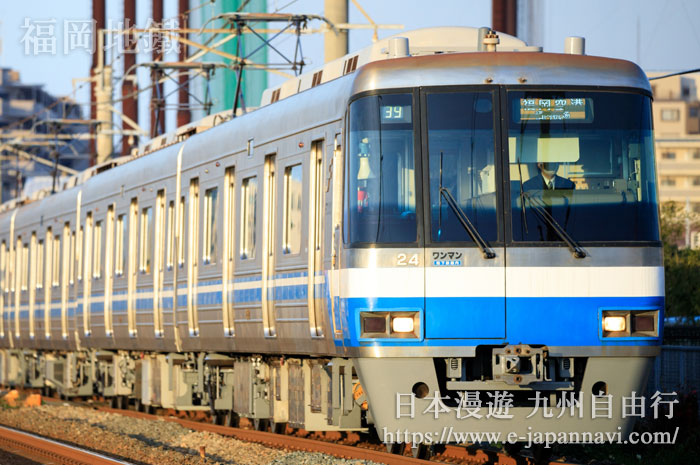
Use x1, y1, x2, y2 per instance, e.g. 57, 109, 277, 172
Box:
391, 317, 414, 333
603, 316, 626, 332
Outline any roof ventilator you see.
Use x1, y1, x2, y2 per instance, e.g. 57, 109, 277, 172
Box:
564, 36, 585, 55
388, 37, 409, 58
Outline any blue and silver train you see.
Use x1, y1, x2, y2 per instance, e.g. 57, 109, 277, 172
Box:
0, 27, 662, 446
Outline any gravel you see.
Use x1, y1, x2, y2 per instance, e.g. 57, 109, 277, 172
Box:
0, 403, 382, 465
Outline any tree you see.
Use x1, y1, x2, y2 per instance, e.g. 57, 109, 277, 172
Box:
660, 202, 700, 318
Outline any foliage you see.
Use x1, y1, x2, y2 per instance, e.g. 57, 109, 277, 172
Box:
660, 202, 700, 318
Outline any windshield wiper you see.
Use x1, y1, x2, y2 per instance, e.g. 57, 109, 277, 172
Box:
520, 191, 586, 258
439, 187, 496, 259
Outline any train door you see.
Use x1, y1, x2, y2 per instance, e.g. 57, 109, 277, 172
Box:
421, 88, 506, 339
127, 198, 138, 337
308, 140, 324, 337
187, 178, 199, 336
222, 166, 235, 336
262, 154, 276, 337
104, 206, 115, 337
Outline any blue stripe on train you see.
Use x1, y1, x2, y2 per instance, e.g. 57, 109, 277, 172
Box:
338, 296, 664, 348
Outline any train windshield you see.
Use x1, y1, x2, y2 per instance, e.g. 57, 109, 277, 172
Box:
345, 89, 659, 246
345, 93, 418, 244
508, 90, 659, 242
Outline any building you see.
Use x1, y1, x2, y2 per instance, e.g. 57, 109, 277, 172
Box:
0, 67, 89, 201
649, 73, 700, 248
188, 0, 268, 116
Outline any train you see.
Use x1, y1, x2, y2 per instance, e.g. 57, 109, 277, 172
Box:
0, 26, 663, 450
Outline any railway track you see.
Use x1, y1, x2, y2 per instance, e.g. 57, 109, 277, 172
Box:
0, 424, 133, 465
5, 391, 579, 465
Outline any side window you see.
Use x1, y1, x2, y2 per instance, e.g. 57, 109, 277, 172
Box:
188, 178, 199, 267
203, 187, 218, 264
140, 206, 153, 273
166, 200, 174, 269
224, 167, 235, 264
283, 164, 303, 254
21, 240, 29, 291
77, 225, 84, 281
115, 214, 126, 276
36, 236, 44, 290
0, 240, 6, 293
178, 195, 186, 267
84, 213, 93, 283
53, 234, 60, 287
93, 220, 102, 279
69, 230, 76, 285
240, 176, 257, 259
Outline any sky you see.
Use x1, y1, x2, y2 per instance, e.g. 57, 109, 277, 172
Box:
2, 0, 700, 131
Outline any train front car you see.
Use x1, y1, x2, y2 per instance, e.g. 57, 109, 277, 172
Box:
340, 52, 663, 442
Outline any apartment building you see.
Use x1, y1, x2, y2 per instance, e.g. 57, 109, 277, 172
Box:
649, 73, 700, 248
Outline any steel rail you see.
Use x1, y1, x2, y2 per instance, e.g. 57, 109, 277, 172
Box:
0, 424, 133, 465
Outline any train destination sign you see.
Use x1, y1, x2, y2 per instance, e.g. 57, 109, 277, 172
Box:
519, 98, 590, 121
380, 105, 412, 123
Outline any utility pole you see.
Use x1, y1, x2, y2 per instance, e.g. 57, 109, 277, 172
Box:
177, 0, 191, 127
90, 0, 106, 161
151, 0, 165, 137
492, 0, 517, 36
324, 0, 348, 63
122, 0, 138, 156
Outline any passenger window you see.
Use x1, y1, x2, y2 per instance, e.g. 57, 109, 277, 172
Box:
36, 237, 43, 289
283, 164, 303, 254
115, 214, 126, 276
166, 200, 174, 269
21, 241, 28, 291
224, 167, 235, 264
77, 225, 83, 281
1, 241, 6, 293
188, 178, 199, 267
203, 187, 218, 264
140, 207, 153, 273
178, 196, 185, 267
240, 176, 257, 259
93, 221, 102, 279
69, 230, 75, 285
53, 234, 60, 287
84, 213, 93, 283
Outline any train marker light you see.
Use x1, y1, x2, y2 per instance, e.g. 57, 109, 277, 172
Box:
603, 315, 626, 332
362, 316, 386, 334
391, 317, 414, 333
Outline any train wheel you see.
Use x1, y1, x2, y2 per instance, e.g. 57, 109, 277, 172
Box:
224, 411, 239, 428
253, 418, 270, 432
109, 396, 118, 409
386, 443, 406, 455
412, 444, 431, 459
271, 422, 286, 434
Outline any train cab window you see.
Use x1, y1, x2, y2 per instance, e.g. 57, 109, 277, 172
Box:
507, 91, 659, 242
93, 221, 102, 279
283, 164, 303, 254
345, 93, 417, 244
240, 176, 258, 259
140, 207, 153, 273
115, 214, 126, 276
36, 238, 43, 289
426, 91, 499, 243
52, 234, 60, 287
203, 187, 218, 264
